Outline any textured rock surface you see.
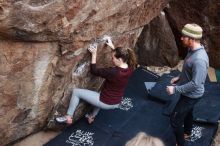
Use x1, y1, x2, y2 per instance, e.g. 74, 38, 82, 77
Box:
165, 0, 220, 68
0, 0, 169, 145
0, 41, 59, 145
135, 11, 179, 67
0, 0, 168, 44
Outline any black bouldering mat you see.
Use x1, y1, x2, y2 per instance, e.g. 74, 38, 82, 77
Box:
193, 82, 220, 123
185, 123, 218, 146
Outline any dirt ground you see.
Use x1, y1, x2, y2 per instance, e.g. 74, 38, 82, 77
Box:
213, 126, 220, 146
13, 131, 60, 146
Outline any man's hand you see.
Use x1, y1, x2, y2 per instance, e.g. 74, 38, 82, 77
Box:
166, 86, 175, 95
170, 76, 180, 85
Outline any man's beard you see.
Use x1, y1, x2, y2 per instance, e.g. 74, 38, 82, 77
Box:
181, 41, 188, 47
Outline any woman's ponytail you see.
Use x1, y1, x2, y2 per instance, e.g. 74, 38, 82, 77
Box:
113, 47, 137, 69
127, 48, 137, 69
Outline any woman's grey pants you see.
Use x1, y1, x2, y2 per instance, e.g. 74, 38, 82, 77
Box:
67, 88, 119, 117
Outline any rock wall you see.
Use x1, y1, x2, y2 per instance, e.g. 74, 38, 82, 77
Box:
0, 0, 169, 145
164, 0, 220, 68
0, 41, 58, 145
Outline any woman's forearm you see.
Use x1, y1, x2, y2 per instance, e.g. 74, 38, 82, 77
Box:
91, 54, 97, 64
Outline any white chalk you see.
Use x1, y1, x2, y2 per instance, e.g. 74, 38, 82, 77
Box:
102, 35, 112, 42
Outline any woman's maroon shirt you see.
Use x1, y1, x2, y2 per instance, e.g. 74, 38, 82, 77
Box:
91, 64, 133, 105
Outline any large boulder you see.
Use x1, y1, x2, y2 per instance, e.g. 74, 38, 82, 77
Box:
0, 0, 169, 145
135, 11, 179, 67
0, 41, 59, 145
164, 0, 220, 68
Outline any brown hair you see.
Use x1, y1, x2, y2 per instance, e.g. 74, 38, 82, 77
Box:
113, 47, 137, 69
125, 132, 164, 146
